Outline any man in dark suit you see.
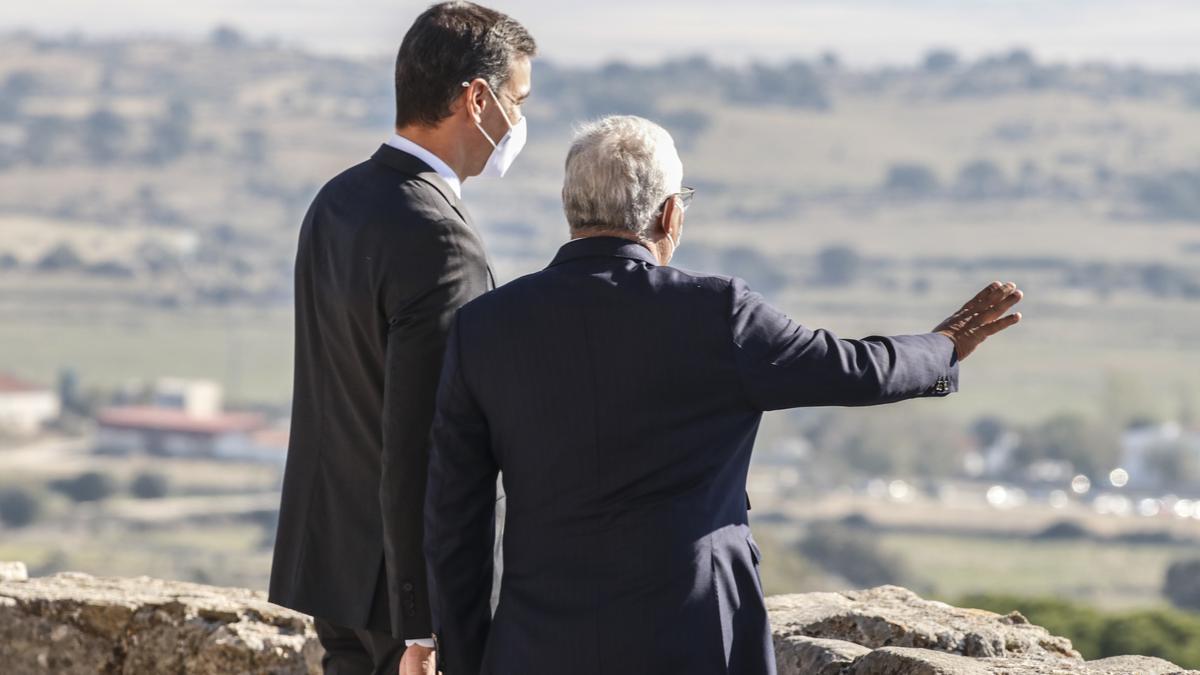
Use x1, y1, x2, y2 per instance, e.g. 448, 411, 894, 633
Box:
424, 115, 1024, 675
268, 3, 536, 674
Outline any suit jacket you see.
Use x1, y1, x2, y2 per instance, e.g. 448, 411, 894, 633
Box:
269, 144, 493, 639
425, 236, 959, 675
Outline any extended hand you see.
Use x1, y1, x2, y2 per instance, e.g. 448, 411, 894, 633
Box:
933, 280, 1023, 361
399, 644, 436, 675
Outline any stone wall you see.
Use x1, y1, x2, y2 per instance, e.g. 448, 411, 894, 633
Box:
0, 563, 1194, 674
769, 585, 1195, 674
0, 563, 319, 674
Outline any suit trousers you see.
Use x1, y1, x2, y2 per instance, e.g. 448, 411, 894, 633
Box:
314, 559, 407, 675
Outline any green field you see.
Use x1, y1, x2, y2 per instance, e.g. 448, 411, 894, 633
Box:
751, 524, 1192, 611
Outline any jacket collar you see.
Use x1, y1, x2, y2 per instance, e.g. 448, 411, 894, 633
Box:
547, 236, 660, 269
370, 143, 467, 220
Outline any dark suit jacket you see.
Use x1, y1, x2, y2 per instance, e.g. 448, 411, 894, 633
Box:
269, 144, 493, 639
425, 236, 959, 675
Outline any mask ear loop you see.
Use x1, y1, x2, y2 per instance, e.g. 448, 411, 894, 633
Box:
461, 80, 516, 132
461, 81, 499, 149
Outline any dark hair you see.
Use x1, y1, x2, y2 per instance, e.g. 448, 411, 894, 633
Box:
394, 1, 537, 128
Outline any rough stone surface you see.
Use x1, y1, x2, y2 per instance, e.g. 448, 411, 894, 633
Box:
769, 585, 1198, 674
0, 561, 27, 582
0, 565, 320, 674
0, 564, 1195, 674
775, 635, 871, 674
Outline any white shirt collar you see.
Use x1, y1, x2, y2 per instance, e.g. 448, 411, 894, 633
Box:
385, 133, 462, 199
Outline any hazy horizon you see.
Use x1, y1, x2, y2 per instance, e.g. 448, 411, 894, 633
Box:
4, 0, 1200, 69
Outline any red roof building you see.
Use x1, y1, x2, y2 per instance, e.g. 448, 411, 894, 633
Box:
94, 405, 283, 461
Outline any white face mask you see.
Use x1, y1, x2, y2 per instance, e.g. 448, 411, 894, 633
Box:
464, 81, 527, 178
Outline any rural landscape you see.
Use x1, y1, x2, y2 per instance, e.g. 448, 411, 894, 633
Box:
2, 24, 1200, 665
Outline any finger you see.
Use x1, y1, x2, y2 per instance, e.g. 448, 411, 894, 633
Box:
980, 287, 1023, 321
979, 312, 1021, 336
966, 281, 1004, 309
964, 282, 1017, 321
967, 280, 1014, 311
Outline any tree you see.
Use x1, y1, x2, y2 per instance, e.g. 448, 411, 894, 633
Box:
36, 243, 82, 272
971, 415, 1009, 448
884, 163, 939, 197
239, 128, 268, 165
210, 25, 246, 49
22, 115, 71, 165
1010, 413, 1121, 478
0, 70, 36, 121
799, 522, 909, 588
815, 244, 861, 287
955, 159, 1008, 199
0, 488, 41, 528
1134, 170, 1200, 221
130, 472, 170, 499
721, 246, 785, 295
146, 99, 193, 163
923, 49, 960, 73
1165, 559, 1200, 611
82, 108, 128, 164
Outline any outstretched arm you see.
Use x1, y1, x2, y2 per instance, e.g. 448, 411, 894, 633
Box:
730, 277, 959, 411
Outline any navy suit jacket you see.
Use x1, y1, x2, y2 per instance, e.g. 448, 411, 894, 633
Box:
425, 236, 959, 675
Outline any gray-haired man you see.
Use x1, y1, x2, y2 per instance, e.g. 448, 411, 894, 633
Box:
424, 115, 1023, 674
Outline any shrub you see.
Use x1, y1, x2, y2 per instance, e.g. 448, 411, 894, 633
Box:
1033, 520, 1092, 540
49, 471, 116, 502
799, 522, 908, 588
1165, 559, 1200, 611
0, 488, 41, 528
959, 593, 1200, 668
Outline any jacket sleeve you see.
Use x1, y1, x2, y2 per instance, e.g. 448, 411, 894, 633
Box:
379, 218, 489, 640
425, 313, 498, 675
729, 277, 959, 411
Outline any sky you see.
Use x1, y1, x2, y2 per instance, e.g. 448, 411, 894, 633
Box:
3, 0, 1200, 68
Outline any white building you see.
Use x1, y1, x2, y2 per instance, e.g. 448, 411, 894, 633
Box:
1119, 421, 1200, 490
0, 374, 60, 436
151, 378, 222, 417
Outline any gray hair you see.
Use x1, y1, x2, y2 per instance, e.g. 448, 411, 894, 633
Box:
562, 115, 683, 238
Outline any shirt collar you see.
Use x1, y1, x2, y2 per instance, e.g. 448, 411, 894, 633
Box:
385, 133, 462, 199
547, 236, 660, 269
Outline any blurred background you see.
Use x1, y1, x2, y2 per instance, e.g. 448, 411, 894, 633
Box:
2, 0, 1200, 665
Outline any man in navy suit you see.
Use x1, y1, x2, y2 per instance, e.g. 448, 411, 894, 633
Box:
424, 115, 1023, 675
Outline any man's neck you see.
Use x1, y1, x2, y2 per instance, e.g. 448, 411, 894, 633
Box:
569, 228, 668, 265
394, 125, 469, 182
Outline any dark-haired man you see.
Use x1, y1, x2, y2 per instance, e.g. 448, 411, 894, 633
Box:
268, 3, 536, 674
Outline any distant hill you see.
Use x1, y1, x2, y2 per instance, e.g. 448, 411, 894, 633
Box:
0, 30, 1197, 416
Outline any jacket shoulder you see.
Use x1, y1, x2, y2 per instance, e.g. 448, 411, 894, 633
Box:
314, 157, 460, 224
653, 265, 736, 294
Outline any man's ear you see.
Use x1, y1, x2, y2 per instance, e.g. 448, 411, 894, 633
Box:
459, 78, 489, 121
662, 196, 683, 240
